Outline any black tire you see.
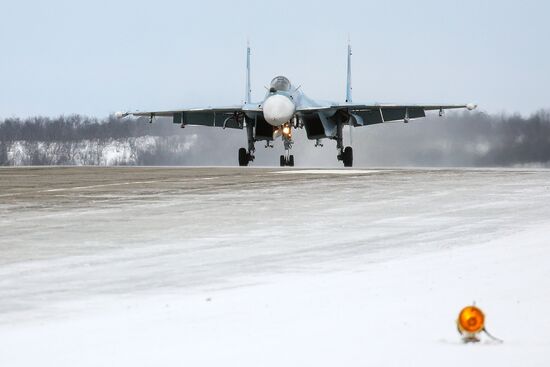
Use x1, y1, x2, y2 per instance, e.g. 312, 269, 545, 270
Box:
280, 155, 286, 167
343, 146, 353, 167
288, 155, 294, 167
238, 148, 249, 166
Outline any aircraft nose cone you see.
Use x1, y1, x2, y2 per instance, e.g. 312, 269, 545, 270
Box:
263, 95, 295, 126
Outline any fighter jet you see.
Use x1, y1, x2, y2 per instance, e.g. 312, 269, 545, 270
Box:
117, 43, 476, 167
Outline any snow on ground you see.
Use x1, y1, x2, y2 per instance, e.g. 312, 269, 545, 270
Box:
0, 167, 549, 366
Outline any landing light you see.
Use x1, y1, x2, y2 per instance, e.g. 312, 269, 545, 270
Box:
282, 126, 291, 136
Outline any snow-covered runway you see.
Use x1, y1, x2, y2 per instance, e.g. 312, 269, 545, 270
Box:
1, 167, 549, 366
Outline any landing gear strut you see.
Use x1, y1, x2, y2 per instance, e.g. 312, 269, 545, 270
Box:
238, 121, 255, 166
336, 122, 353, 167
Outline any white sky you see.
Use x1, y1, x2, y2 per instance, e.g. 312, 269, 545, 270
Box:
1, 0, 549, 118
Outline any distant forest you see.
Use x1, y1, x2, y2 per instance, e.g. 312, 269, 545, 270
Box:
0, 115, 203, 166
1, 111, 550, 167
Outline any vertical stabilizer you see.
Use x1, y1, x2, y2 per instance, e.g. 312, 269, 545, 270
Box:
245, 41, 251, 104
346, 39, 352, 103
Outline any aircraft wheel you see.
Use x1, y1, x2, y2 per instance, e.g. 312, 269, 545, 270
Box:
288, 155, 294, 167
343, 146, 353, 167
238, 148, 249, 166
280, 155, 286, 167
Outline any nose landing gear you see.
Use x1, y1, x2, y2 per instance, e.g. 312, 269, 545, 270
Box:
279, 125, 294, 167
280, 154, 294, 167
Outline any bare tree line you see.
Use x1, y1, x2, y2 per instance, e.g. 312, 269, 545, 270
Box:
0, 111, 549, 167
0, 115, 197, 166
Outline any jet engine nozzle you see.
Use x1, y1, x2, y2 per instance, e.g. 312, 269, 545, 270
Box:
263, 95, 295, 126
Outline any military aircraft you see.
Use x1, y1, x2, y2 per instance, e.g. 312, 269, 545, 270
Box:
117, 43, 476, 167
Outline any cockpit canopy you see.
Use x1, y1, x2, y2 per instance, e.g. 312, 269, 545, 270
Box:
270, 76, 291, 92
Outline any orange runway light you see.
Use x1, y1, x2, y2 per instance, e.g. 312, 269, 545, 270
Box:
457, 304, 502, 343
458, 305, 485, 334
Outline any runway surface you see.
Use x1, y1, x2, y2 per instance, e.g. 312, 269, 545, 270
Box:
1, 167, 549, 366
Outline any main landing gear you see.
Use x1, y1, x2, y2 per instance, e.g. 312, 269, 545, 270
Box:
238, 121, 255, 166
335, 122, 353, 167
238, 148, 254, 166
339, 146, 353, 167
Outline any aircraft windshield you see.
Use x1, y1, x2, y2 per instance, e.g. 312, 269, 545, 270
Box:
270, 76, 291, 91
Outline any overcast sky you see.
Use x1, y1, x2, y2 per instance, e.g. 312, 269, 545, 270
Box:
1, 0, 549, 119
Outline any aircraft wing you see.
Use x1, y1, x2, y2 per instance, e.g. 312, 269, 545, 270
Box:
297, 103, 476, 126
116, 106, 248, 129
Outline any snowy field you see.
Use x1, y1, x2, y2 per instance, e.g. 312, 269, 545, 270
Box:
0, 167, 549, 366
